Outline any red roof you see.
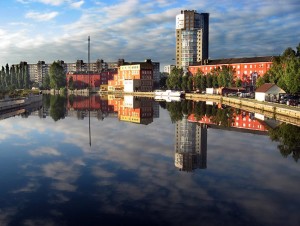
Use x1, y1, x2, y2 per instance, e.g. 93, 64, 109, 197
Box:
255, 83, 276, 92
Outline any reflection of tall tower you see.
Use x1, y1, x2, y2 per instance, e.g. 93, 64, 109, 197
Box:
175, 115, 207, 172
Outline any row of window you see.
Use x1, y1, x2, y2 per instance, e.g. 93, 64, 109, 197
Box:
202, 63, 271, 71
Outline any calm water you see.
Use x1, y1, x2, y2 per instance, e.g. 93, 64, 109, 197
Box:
0, 94, 299, 226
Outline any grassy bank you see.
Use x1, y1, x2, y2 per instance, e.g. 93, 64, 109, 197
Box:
0, 89, 41, 100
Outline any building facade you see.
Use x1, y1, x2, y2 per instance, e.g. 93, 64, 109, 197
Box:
188, 56, 273, 87
176, 10, 209, 70
108, 59, 154, 92
163, 65, 176, 75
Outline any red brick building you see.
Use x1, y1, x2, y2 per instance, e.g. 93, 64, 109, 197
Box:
188, 56, 273, 86
66, 69, 117, 90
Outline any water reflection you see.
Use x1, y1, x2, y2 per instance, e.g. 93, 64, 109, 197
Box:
0, 94, 300, 225
175, 115, 207, 171
2, 94, 299, 163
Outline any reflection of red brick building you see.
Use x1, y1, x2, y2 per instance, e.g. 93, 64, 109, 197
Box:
188, 110, 268, 132
67, 95, 109, 111
188, 56, 273, 86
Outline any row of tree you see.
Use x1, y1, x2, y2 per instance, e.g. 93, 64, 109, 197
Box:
0, 61, 66, 91
165, 65, 239, 92
0, 63, 30, 90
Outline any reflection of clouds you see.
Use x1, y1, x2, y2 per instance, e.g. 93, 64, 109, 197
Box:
0, 108, 300, 225
48, 193, 70, 204
23, 219, 57, 226
12, 180, 40, 193
51, 182, 76, 192
29, 147, 61, 157
42, 161, 80, 192
92, 166, 116, 178
0, 208, 17, 226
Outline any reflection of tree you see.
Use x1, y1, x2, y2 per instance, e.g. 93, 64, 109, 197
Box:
43, 94, 51, 110
210, 108, 234, 127
69, 94, 75, 107
268, 123, 300, 162
166, 100, 194, 123
50, 95, 67, 121
166, 102, 183, 123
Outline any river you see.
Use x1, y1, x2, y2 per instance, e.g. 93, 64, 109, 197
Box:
0, 94, 299, 226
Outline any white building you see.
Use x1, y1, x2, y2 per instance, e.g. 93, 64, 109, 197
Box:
164, 65, 176, 74
255, 83, 286, 102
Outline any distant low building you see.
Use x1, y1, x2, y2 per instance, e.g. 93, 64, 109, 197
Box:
164, 65, 176, 75
66, 69, 117, 91
255, 83, 286, 102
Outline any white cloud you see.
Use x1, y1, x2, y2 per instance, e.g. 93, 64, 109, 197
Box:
25, 11, 59, 21
17, 0, 84, 7
70, 0, 84, 8
29, 147, 61, 156
1, 0, 300, 68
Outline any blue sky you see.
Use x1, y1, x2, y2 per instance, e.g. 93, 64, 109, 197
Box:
0, 0, 299, 69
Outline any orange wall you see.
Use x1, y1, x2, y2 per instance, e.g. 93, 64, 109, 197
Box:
189, 62, 272, 82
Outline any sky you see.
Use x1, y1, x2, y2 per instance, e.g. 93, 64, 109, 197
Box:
0, 0, 299, 70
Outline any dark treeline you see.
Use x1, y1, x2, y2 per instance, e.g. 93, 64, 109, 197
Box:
0, 62, 30, 91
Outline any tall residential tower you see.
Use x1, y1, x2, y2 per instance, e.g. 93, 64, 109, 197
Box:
176, 10, 209, 70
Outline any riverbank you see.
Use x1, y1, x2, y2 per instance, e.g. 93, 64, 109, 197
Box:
109, 91, 300, 121
0, 94, 42, 112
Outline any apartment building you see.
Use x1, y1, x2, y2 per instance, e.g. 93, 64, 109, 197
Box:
176, 10, 209, 70
108, 59, 153, 92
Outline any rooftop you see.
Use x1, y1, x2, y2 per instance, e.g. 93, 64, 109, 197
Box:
192, 56, 274, 66
255, 83, 276, 92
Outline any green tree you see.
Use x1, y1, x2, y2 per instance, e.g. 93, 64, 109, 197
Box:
296, 43, 300, 57
68, 76, 74, 90
255, 76, 265, 88
1, 66, 6, 90
265, 45, 300, 94
212, 74, 218, 88
235, 78, 242, 87
194, 69, 203, 90
43, 74, 50, 89
159, 75, 167, 89
181, 74, 188, 91
166, 67, 183, 90
200, 75, 207, 91
207, 73, 213, 88
9, 65, 16, 89
187, 76, 193, 91
49, 61, 66, 89
5, 64, 10, 88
